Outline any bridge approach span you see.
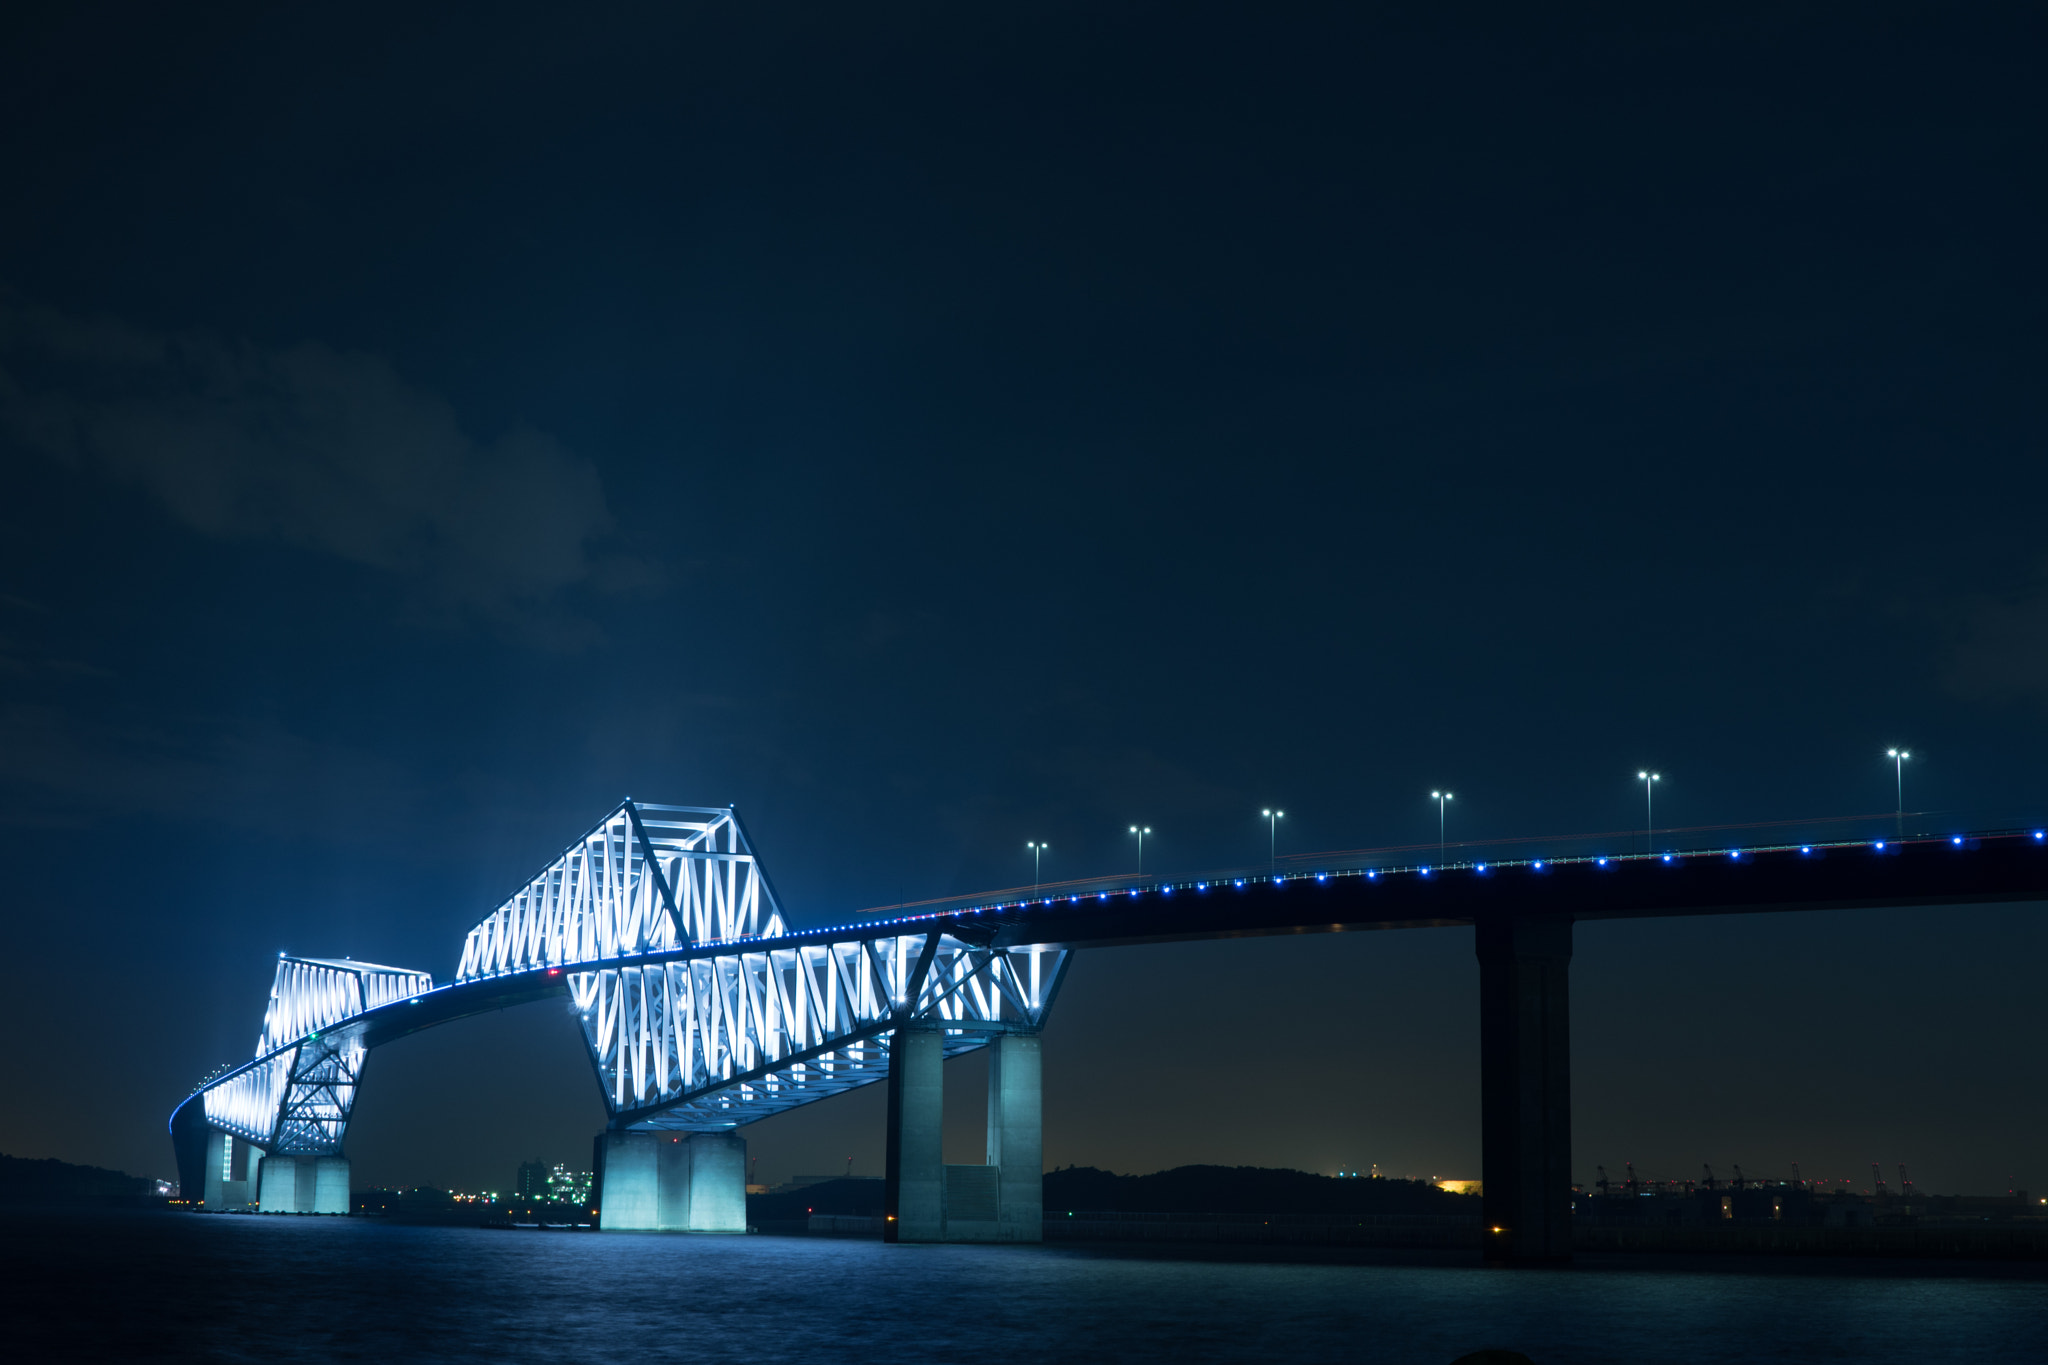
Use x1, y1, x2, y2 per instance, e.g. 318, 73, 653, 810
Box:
172, 808, 2048, 1262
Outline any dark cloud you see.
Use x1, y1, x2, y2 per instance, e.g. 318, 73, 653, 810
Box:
1943, 577, 2048, 707
0, 305, 643, 640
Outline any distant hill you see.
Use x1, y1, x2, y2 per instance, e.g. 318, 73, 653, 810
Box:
749, 1177, 885, 1221
748, 1166, 1476, 1221
0, 1154, 150, 1204
1044, 1165, 1477, 1216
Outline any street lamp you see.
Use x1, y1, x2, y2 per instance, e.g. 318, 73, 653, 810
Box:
1886, 748, 1910, 834
1261, 809, 1284, 872
1431, 791, 1452, 860
1129, 826, 1152, 875
1026, 841, 1048, 892
1638, 771, 1660, 852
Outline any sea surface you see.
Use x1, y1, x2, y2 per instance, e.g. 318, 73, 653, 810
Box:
9, 1208, 2048, 1363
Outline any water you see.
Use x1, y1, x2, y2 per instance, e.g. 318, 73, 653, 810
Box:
10, 1209, 2048, 1363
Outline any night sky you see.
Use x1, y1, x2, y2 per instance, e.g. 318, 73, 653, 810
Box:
3, 3, 2045, 1197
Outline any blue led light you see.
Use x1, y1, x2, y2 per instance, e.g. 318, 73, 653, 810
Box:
1367, 870, 1378, 879
1952, 836, 1963, 846
1729, 850, 1740, 859
1317, 873, 1327, 882
1163, 886, 1174, 895
1661, 854, 1672, 862
1597, 858, 1607, 866
1532, 861, 1543, 870
1476, 864, 1486, 872
2036, 832, 2045, 841
1235, 879, 1244, 887
1875, 841, 1886, 850
1801, 846, 1811, 854
1420, 867, 1431, 877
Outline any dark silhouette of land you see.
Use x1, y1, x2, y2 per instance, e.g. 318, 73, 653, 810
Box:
0, 1153, 153, 1205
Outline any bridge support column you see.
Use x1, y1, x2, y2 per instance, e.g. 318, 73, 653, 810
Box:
684, 1132, 747, 1231
598, 1130, 747, 1231
596, 1131, 659, 1230
884, 1023, 944, 1242
256, 1153, 318, 1213
202, 1130, 256, 1211
1476, 915, 1574, 1266
313, 1157, 351, 1214
986, 1031, 1043, 1242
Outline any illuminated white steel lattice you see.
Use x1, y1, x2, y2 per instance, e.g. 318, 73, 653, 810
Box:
203, 956, 431, 1153
453, 801, 1066, 1130
456, 804, 784, 981
191, 801, 1069, 1155
573, 929, 1065, 1130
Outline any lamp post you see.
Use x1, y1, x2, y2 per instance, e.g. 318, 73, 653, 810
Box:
1638, 771, 1660, 853
1431, 791, 1452, 860
1261, 809, 1284, 873
1886, 748, 1910, 834
1026, 841, 1047, 892
1129, 825, 1151, 876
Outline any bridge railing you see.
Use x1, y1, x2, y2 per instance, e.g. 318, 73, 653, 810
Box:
830, 809, 2048, 924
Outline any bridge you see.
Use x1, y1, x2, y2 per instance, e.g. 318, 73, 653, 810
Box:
170, 799, 2048, 1264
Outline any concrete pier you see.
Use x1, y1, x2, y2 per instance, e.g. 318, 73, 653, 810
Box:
684, 1132, 747, 1231
883, 1024, 944, 1242
1475, 914, 1573, 1265
597, 1130, 747, 1231
884, 1025, 1043, 1243
986, 1032, 1043, 1242
597, 1132, 660, 1229
257, 1154, 311, 1213
312, 1157, 351, 1214
251, 1153, 349, 1212
201, 1130, 256, 1211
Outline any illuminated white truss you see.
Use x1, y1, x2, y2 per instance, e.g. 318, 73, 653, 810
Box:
188, 801, 1071, 1154
203, 1052, 291, 1145
259, 957, 432, 1056
203, 955, 431, 1154
573, 932, 1068, 1130
456, 803, 786, 981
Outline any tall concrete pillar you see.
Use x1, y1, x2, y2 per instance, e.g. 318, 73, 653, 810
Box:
685, 1132, 747, 1232
257, 1154, 301, 1213
656, 1136, 693, 1230
596, 1131, 660, 1230
203, 1130, 227, 1210
1476, 914, 1573, 1265
313, 1157, 351, 1214
203, 1130, 255, 1211
986, 1032, 1043, 1242
598, 1130, 747, 1231
884, 1024, 944, 1242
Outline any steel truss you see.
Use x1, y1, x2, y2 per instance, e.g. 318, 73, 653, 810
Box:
572, 930, 1068, 1130
453, 801, 1067, 1130
188, 800, 1070, 1159
456, 803, 785, 981
203, 956, 431, 1154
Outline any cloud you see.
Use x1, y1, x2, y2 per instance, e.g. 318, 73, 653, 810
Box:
0, 700, 419, 836
0, 304, 640, 635
1943, 579, 2048, 707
